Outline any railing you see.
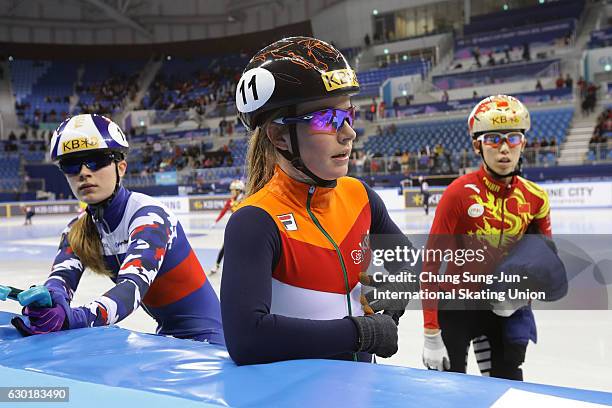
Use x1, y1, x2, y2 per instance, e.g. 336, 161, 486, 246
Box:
351, 147, 564, 177
120, 144, 612, 189
585, 143, 612, 163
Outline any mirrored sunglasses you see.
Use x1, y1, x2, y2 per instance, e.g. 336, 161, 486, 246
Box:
273, 107, 355, 135
477, 132, 524, 149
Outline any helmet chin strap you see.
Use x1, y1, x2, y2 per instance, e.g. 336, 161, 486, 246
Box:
275, 105, 337, 188
88, 161, 122, 222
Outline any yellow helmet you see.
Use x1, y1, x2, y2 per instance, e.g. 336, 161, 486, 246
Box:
467, 95, 530, 137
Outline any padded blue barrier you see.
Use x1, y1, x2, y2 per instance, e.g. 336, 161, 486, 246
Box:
0, 312, 611, 407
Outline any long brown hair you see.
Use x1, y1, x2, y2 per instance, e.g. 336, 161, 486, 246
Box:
68, 212, 111, 276
245, 114, 286, 196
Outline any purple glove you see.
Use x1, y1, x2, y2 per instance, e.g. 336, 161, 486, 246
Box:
11, 304, 67, 336
12, 286, 91, 337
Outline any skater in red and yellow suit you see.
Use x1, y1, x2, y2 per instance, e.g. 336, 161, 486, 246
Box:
421, 95, 553, 380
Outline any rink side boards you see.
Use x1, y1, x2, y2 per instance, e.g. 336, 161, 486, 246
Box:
0, 312, 610, 408
398, 180, 612, 210
2, 180, 610, 218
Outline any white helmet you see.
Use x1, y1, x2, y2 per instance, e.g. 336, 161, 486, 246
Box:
50, 114, 129, 161
467, 95, 530, 137
230, 179, 245, 191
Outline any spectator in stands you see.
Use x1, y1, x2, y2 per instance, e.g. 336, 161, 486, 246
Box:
388, 123, 397, 135
539, 137, 549, 157
418, 152, 430, 171
487, 52, 496, 67
582, 82, 599, 116
353, 151, 366, 176
364, 34, 371, 47
591, 108, 612, 158
471, 47, 481, 68
393, 98, 400, 117
549, 138, 557, 155
434, 143, 444, 157
219, 118, 227, 137
522, 42, 531, 62
472, 90, 479, 99
370, 157, 381, 173
589, 133, 603, 157
535, 80, 543, 92
348, 152, 357, 175
577, 76, 586, 99
504, 46, 511, 64
441, 90, 449, 103
555, 74, 565, 89
370, 98, 377, 121
362, 154, 371, 175
565, 74, 573, 89
379, 100, 386, 119
153, 140, 162, 154
387, 157, 400, 173
400, 151, 411, 175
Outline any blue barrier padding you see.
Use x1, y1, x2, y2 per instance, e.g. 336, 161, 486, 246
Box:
0, 312, 610, 407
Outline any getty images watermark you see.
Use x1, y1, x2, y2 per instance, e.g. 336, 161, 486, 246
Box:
357, 234, 612, 311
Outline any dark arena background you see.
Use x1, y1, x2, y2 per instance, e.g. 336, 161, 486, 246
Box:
0, 0, 611, 406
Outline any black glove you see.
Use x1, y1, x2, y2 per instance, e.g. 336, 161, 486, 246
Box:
360, 270, 417, 325
347, 313, 398, 358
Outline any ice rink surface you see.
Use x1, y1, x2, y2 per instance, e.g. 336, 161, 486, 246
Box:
1, 207, 611, 393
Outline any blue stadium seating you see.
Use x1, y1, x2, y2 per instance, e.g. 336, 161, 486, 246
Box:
358, 60, 431, 97
0, 155, 21, 191
11, 60, 78, 127
363, 107, 574, 157
230, 138, 248, 167
77, 60, 145, 114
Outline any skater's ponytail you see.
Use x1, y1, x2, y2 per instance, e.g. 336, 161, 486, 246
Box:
68, 212, 111, 276
245, 113, 284, 197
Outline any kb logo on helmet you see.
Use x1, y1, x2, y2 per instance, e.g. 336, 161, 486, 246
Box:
491, 115, 520, 126
61, 137, 99, 153
321, 69, 359, 92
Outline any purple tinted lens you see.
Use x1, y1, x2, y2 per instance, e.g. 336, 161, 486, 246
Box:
310, 110, 335, 132
309, 108, 354, 133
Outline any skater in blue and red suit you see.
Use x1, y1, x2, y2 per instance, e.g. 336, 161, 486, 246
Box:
11, 114, 224, 345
